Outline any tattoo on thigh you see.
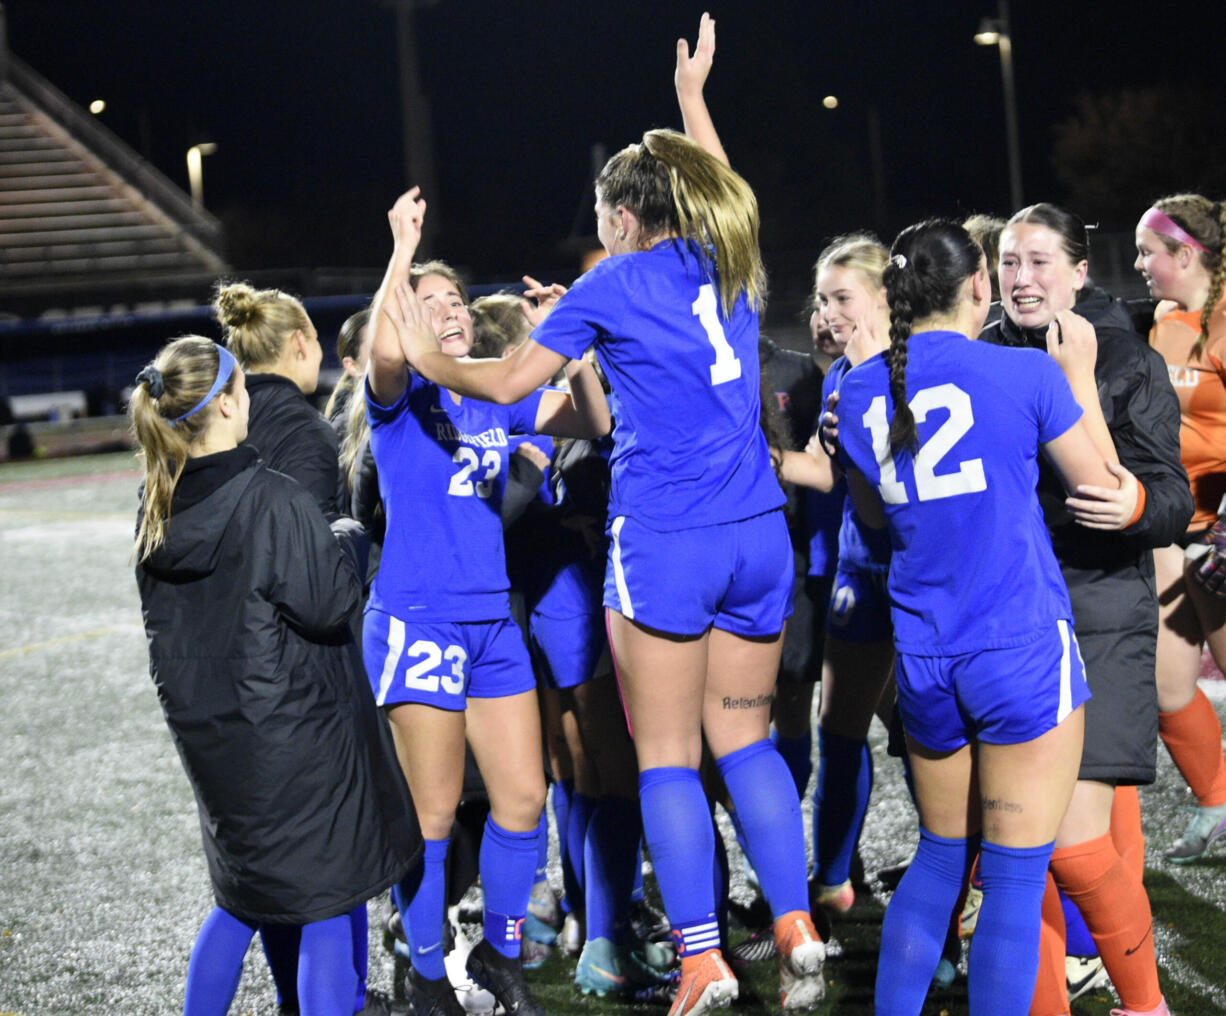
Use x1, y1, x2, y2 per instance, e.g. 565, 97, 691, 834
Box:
722, 693, 774, 710
981, 797, 1023, 814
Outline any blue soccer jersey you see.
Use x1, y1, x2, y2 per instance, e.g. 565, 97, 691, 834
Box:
835, 330, 1082, 655
366, 374, 545, 621
531, 239, 784, 531
824, 356, 891, 575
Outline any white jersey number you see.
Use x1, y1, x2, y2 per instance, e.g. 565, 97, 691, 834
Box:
692, 284, 742, 386
861, 383, 986, 503
448, 447, 501, 499
404, 639, 467, 696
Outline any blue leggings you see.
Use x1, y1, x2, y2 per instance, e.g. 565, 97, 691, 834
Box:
184, 906, 356, 1016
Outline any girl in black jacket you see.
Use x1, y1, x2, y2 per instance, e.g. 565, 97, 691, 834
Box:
131, 336, 417, 1016
983, 203, 1188, 1016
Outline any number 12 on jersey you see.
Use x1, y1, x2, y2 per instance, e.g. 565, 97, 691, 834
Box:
861, 383, 987, 504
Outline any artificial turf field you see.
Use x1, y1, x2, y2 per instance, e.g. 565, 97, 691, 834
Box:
1, 450, 1224, 1016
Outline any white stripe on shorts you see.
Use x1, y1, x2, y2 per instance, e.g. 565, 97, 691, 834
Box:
610, 515, 634, 621
1056, 619, 1073, 725
375, 615, 406, 706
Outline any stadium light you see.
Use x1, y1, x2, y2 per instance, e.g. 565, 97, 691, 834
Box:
89, 99, 106, 115
186, 143, 218, 211
975, 1, 1022, 211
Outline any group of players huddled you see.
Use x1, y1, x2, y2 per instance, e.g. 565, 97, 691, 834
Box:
129, 13, 1226, 1016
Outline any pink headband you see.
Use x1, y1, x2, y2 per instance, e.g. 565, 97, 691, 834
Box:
1139, 207, 1210, 254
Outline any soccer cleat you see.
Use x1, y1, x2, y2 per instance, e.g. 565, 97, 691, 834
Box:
466, 938, 545, 1016
929, 928, 961, 993
557, 911, 584, 956
520, 934, 552, 971
811, 879, 854, 916
634, 967, 682, 1005
575, 936, 630, 996
1163, 801, 1226, 863
667, 949, 738, 1016
1108, 1000, 1171, 1016
522, 911, 557, 947
729, 927, 777, 966
404, 971, 466, 1016
630, 898, 672, 943
1066, 954, 1111, 1002
775, 911, 826, 1011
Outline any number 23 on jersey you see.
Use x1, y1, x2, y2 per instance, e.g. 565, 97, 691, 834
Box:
861, 383, 987, 504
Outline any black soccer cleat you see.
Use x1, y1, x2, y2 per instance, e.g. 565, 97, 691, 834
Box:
404, 970, 466, 1016
465, 939, 545, 1016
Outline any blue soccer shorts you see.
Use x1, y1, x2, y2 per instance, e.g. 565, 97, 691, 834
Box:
603, 509, 793, 637
528, 609, 608, 690
895, 619, 1090, 751
363, 609, 535, 711
825, 565, 893, 644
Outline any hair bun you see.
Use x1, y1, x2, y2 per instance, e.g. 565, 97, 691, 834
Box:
135, 365, 165, 399
213, 282, 259, 328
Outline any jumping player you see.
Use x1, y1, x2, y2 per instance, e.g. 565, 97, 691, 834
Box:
381, 20, 824, 1016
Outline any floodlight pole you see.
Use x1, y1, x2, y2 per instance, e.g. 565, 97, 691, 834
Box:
996, 1, 1023, 211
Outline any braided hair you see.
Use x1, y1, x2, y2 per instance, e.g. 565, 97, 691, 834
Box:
881, 220, 984, 454
1151, 194, 1226, 359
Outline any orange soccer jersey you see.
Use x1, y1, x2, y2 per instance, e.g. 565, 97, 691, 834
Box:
1150, 300, 1226, 529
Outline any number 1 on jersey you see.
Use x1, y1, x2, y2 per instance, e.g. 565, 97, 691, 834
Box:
692, 284, 741, 385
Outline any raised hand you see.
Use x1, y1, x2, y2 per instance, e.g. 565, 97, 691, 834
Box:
383, 281, 439, 369
676, 11, 716, 100
388, 187, 427, 252
520, 274, 568, 328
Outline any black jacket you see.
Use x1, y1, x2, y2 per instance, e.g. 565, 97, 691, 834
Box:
245, 373, 340, 517
982, 287, 1193, 783
136, 448, 418, 924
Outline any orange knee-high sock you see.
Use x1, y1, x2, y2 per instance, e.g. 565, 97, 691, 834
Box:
1110, 785, 1145, 885
1050, 833, 1162, 1013
1029, 872, 1070, 1016
1158, 689, 1226, 807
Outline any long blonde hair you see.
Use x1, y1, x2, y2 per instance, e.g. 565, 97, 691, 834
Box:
129, 337, 237, 561
596, 128, 765, 318
213, 280, 311, 368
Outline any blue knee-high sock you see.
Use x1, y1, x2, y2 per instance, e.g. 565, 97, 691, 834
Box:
184, 906, 257, 1016
566, 792, 596, 907
551, 780, 575, 912
258, 924, 302, 1010
771, 726, 814, 798
584, 796, 643, 944
348, 904, 368, 1013
717, 739, 808, 918
712, 811, 731, 954
813, 727, 872, 887
481, 816, 540, 960
875, 827, 978, 1016
395, 837, 449, 981
639, 766, 719, 957
968, 840, 1053, 1016
298, 914, 356, 1016
1059, 888, 1097, 957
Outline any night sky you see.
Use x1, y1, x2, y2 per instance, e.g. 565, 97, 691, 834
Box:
7, 1, 1226, 297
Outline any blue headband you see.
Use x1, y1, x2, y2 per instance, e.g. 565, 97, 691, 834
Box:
173, 344, 237, 422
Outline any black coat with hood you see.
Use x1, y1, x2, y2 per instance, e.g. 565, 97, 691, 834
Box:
244, 373, 339, 518
981, 286, 1193, 783
136, 446, 419, 924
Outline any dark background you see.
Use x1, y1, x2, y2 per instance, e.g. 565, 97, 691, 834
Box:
7, 0, 1226, 290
